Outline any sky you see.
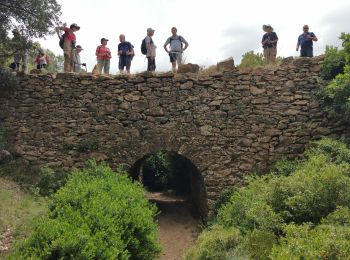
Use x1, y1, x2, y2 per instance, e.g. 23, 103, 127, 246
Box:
38, 0, 350, 74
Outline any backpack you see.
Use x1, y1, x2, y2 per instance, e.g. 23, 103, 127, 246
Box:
169, 36, 184, 49
59, 32, 66, 49
141, 37, 153, 55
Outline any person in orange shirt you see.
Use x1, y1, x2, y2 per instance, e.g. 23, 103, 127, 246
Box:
96, 38, 112, 74
56, 23, 80, 72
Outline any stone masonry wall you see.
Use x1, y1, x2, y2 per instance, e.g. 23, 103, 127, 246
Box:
0, 56, 348, 211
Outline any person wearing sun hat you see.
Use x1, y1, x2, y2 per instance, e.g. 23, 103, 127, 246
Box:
73, 45, 86, 73
261, 24, 278, 64
56, 23, 80, 72
96, 38, 112, 74
145, 28, 156, 71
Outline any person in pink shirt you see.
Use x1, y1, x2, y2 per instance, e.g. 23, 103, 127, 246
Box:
56, 23, 80, 72
96, 38, 112, 74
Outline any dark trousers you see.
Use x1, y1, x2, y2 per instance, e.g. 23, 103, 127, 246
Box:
147, 57, 156, 71
300, 46, 313, 57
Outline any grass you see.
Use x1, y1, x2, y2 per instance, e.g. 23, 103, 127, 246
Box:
0, 177, 47, 258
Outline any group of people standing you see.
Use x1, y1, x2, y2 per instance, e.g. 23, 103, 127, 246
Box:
262, 24, 318, 64
10, 23, 317, 74
56, 24, 189, 74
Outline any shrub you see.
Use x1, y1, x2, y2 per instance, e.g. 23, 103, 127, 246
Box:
185, 224, 243, 260
243, 229, 276, 259
321, 206, 350, 226
323, 65, 350, 120
272, 159, 297, 176
238, 51, 265, 69
36, 167, 70, 196
11, 161, 161, 259
210, 186, 237, 221
321, 45, 345, 80
270, 224, 350, 259
77, 138, 99, 153
217, 176, 283, 234
269, 153, 350, 224
143, 151, 173, 190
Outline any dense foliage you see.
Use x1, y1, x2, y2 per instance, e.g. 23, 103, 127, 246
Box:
0, 0, 61, 65
320, 33, 350, 120
11, 161, 161, 259
186, 138, 350, 259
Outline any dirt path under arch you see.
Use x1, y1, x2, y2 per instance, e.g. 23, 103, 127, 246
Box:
147, 192, 201, 260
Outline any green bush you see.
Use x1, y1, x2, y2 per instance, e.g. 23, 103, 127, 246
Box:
185, 224, 243, 260
243, 229, 276, 260
271, 224, 350, 259
238, 51, 265, 69
320, 33, 350, 120
210, 186, 237, 221
143, 151, 173, 190
11, 161, 161, 259
321, 45, 345, 80
217, 178, 283, 234
36, 167, 70, 196
272, 159, 297, 176
77, 138, 99, 153
197, 138, 350, 259
321, 206, 350, 226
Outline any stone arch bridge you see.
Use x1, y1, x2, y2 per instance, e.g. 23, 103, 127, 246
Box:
0, 57, 347, 217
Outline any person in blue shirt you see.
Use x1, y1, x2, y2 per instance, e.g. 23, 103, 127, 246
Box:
296, 25, 318, 57
118, 34, 134, 74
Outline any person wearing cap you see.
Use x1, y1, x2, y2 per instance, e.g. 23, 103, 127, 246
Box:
96, 38, 112, 74
145, 28, 156, 71
73, 45, 86, 73
296, 25, 318, 57
118, 34, 134, 74
56, 23, 80, 72
163, 27, 189, 73
261, 24, 278, 64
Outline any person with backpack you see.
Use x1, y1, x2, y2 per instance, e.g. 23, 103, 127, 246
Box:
96, 38, 112, 74
56, 23, 80, 72
142, 28, 156, 71
261, 24, 278, 64
163, 27, 189, 73
118, 34, 134, 75
35, 49, 49, 69
296, 25, 318, 57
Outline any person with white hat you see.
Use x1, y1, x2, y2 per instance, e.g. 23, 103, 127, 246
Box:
145, 28, 156, 71
261, 24, 278, 64
73, 45, 86, 73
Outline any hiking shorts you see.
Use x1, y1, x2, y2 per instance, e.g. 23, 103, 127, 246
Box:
169, 52, 182, 64
119, 55, 132, 71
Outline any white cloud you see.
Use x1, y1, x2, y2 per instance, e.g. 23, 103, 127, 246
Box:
38, 0, 350, 73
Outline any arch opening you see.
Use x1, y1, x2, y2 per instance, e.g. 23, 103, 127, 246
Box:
129, 151, 208, 219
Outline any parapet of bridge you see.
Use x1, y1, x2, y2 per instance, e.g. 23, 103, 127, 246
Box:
0, 56, 348, 216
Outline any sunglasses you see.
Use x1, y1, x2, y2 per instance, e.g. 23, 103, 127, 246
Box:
303, 27, 309, 29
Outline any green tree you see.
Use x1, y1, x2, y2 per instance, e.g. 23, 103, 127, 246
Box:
0, 0, 61, 66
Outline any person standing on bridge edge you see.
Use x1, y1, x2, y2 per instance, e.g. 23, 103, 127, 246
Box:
296, 25, 318, 57
163, 27, 189, 73
145, 28, 156, 71
56, 23, 80, 72
261, 24, 278, 64
96, 38, 112, 74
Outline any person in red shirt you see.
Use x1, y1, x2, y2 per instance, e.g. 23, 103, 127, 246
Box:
96, 38, 112, 74
56, 23, 80, 72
